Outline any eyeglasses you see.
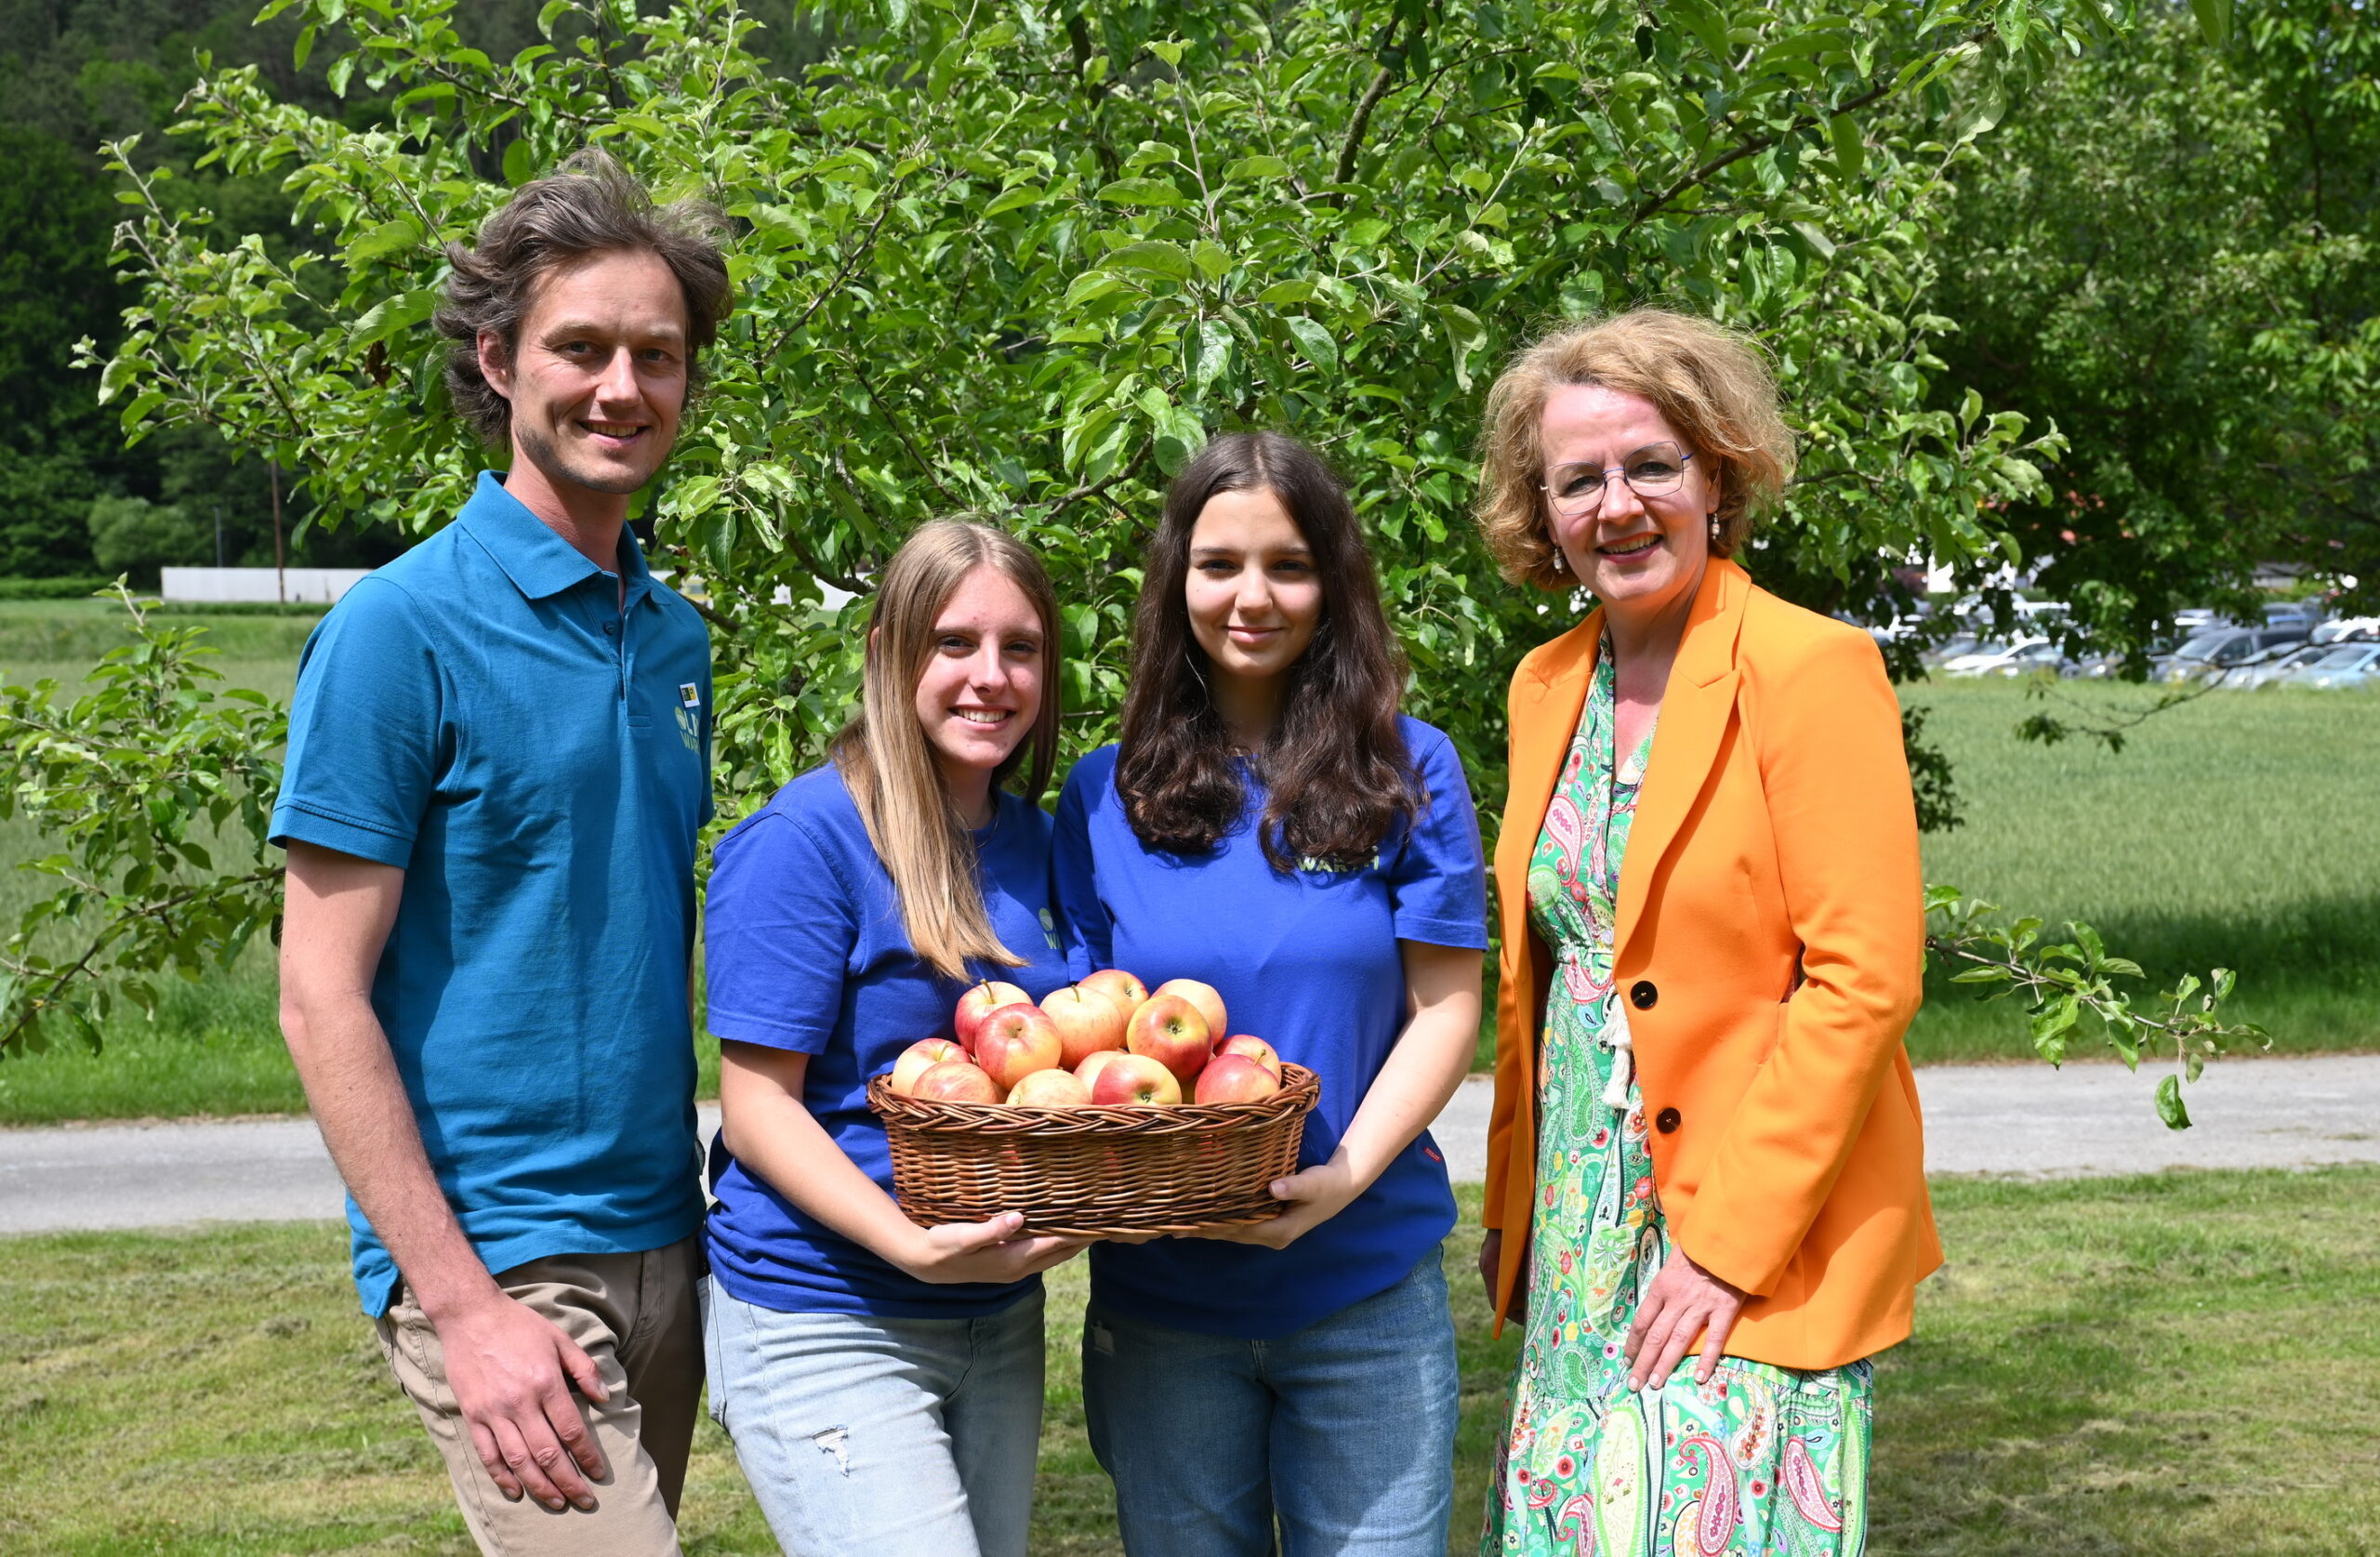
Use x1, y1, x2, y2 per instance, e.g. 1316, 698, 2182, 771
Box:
1539, 442, 1695, 521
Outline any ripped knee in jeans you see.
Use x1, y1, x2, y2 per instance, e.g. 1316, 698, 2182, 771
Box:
810, 1425, 851, 1475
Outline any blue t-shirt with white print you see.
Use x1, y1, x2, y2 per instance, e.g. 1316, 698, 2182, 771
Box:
1051, 717, 1488, 1339
702, 765, 1072, 1317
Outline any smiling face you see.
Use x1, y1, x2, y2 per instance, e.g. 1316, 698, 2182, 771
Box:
481, 248, 690, 499
1540, 383, 1722, 622
911, 564, 1046, 802
1183, 486, 1325, 691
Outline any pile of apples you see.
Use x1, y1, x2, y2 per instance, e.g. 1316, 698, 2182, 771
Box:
885, 969, 1286, 1109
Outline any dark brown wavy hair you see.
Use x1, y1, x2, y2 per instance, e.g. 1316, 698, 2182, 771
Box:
435, 148, 734, 447
1116, 432, 1419, 872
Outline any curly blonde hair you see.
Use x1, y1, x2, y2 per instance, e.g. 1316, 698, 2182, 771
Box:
1474, 310, 1795, 589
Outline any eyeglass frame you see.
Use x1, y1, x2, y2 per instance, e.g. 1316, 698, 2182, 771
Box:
1537, 444, 1699, 521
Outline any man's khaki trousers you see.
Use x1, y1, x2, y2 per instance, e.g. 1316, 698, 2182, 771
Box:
374, 1237, 704, 1556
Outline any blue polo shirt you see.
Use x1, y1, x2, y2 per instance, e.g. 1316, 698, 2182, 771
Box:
271, 470, 713, 1315
701, 767, 1071, 1317
1051, 718, 1488, 1339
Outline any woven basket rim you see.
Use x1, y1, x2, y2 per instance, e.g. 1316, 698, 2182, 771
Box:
867, 1061, 1317, 1134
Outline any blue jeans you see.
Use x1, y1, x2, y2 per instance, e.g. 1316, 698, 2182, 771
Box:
1082, 1250, 1459, 1557
700, 1277, 1044, 1557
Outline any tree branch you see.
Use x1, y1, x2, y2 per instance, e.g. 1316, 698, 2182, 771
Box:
1331, 18, 1407, 205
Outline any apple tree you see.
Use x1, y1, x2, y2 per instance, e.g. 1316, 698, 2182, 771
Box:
5, 0, 2260, 1118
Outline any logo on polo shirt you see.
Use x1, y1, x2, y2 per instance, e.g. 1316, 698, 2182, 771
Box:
680, 683, 701, 708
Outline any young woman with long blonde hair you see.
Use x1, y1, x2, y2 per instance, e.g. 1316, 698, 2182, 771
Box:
699, 519, 1088, 1557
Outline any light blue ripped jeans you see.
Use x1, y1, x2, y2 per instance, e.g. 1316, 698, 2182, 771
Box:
700, 1277, 1045, 1557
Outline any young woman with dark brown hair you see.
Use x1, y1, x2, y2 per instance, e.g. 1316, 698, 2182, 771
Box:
1051, 432, 1489, 1557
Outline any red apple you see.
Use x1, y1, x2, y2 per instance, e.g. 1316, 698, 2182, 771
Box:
1126, 994, 1211, 1086
1154, 978, 1227, 1041
912, 1059, 1000, 1103
1074, 1050, 1127, 1092
1214, 1035, 1282, 1084
1079, 968, 1150, 1011
1194, 1052, 1281, 1104
1006, 1068, 1092, 1107
973, 1002, 1064, 1091
954, 980, 1030, 1053
1042, 983, 1129, 1069
1090, 1051, 1183, 1106
889, 1037, 967, 1097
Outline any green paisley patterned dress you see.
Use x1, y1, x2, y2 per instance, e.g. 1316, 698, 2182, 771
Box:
1481, 639, 1873, 1557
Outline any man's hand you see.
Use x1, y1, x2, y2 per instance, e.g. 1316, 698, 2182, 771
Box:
896, 1213, 1093, 1285
1623, 1248, 1747, 1392
431, 1289, 612, 1511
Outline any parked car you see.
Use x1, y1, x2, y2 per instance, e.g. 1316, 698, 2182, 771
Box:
2265, 600, 2324, 630
2153, 626, 2308, 683
2280, 641, 2380, 690
2219, 642, 2330, 690
1920, 631, 1984, 668
2313, 616, 2380, 645
1978, 640, 2077, 678
1942, 636, 2052, 677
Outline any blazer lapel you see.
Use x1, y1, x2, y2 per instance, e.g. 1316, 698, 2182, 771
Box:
1496, 613, 1603, 901
1614, 560, 1750, 961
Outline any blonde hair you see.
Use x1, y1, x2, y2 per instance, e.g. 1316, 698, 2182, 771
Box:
1474, 310, 1796, 589
831, 520, 1061, 980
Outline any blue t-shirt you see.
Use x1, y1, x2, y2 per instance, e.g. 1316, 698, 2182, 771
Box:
1051, 716, 1488, 1339
271, 471, 714, 1316
702, 766, 1072, 1317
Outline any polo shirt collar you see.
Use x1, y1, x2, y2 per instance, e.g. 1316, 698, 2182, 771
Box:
459, 469, 655, 602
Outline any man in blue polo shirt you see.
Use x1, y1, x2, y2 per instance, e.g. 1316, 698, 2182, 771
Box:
273, 152, 730, 1556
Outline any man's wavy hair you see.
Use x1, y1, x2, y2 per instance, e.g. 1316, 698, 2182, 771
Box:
1116, 432, 1420, 874
435, 148, 733, 446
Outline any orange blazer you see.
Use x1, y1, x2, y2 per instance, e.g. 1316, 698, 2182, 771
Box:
1484, 557, 1942, 1370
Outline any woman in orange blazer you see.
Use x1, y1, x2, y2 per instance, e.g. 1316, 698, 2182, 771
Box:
1472, 310, 1940, 1557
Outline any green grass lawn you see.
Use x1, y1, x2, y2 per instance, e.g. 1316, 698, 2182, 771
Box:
1906, 677, 2380, 1063
3, 1173, 2374, 1555
6, 599, 2377, 1122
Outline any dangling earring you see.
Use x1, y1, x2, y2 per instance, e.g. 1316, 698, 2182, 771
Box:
1548, 534, 1567, 575
1707, 512, 1721, 546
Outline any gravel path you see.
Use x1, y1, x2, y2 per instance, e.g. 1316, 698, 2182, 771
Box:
4, 1057, 2376, 1236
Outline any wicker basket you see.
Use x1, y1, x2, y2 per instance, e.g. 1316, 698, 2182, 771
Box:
866, 1063, 1319, 1236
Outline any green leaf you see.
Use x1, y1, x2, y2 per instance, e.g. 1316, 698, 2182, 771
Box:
1256, 280, 1314, 306
1096, 178, 1193, 207
538, 0, 574, 39
1104, 242, 1197, 282
1828, 113, 1865, 179
2154, 1074, 2192, 1130
2187, 0, 2232, 45
345, 218, 426, 266
1223, 155, 1291, 182
1284, 315, 1337, 373
503, 138, 536, 189
1790, 220, 1836, 259
981, 184, 1043, 218
350, 290, 437, 349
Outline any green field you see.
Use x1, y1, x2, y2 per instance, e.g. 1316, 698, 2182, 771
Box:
4, 599, 2376, 1122
1905, 676, 2380, 1064
3, 1173, 2375, 1555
